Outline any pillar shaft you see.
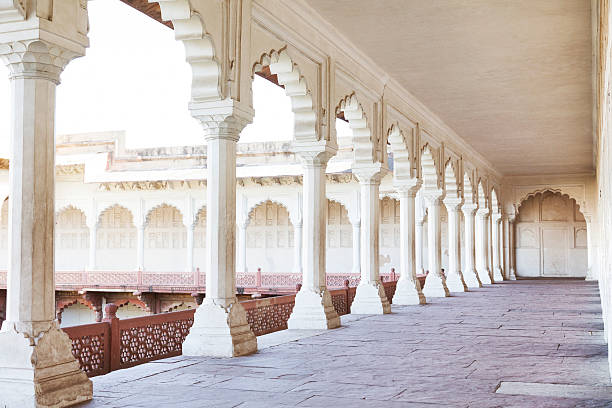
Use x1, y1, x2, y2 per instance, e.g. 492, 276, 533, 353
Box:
508, 219, 517, 280
445, 201, 467, 292
462, 206, 481, 287
415, 219, 424, 275
476, 210, 492, 284
88, 222, 97, 271
393, 186, 426, 305
492, 215, 503, 281
351, 167, 390, 314
351, 221, 361, 275
136, 224, 145, 271
0, 39, 92, 406
182, 102, 256, 357
585, 216, 597, 281
288, 146, 339, 329
293, 223, 303, 274
423, 197, 450, 297
186, 223, 195, 273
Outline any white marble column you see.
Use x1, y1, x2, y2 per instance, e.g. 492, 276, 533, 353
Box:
423, 197, 450, 297
288, 146, 340, 329
0, 39, 92, 405
462, 205, 481, 288
415, 217, 425, 275
585, 215, 597, 281
393, 184, 426, 305
476, 209, 492, 284
88, 220, 97, 271
293, 221, 303, 274
492, 214, 504, 281
182, 103, 257, 357
444, 200, 467, 292
351, 166, 391, 314
136, 222, 145, 271
351, 220, 361, 275
186, 222, 195, 273
508, 218, 517, 280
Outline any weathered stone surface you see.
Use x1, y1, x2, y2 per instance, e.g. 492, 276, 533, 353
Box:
82, 280, 610, 407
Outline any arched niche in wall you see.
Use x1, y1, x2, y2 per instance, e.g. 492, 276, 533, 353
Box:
246, 200, 294, 273
379, 197, 400, 273
515, 191, 587, 277
144, 204, 186, 272
59, 302, 96, 328
55, 206, 89, 271
326, 199, 353, 274
97, 205, 137, 271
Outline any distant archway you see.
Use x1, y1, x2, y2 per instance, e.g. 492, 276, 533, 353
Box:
515, 191, 587, 277
97, 205, 136, 271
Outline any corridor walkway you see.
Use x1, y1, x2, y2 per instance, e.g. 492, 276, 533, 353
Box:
83, 280, 611, 407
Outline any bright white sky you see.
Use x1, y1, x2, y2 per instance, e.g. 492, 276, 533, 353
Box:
0, 0, 349, 157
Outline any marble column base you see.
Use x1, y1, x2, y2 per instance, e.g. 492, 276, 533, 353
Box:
463, 268, 483, 288
422, 274, 450, 297
445, 272, 468, 292
493, 267, 504, 282
182, 301, 257, 357
508, 268, 517, 280
288, 288, 340, 330
351, 282, 391, 314
0, 321, 92, 408
478, 268, 493, 284
392, 276, 426, 305
585, 268, 598, 281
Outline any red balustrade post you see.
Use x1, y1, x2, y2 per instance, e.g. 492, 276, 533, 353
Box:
102, 303, 120, 372
256, 267, 262, 288
391, 267, 396, 282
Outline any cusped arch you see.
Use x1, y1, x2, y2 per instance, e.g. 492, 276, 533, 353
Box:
516, 188, 585, 214
420, 144, 441, 190
387, 123, 413, 182
55, 204, 88, 225
247, 199, 296, 226
491, 188, 501, 214
153, 0, 222, 101
463, 172, 476, 205
96, 204, 136, 228
253, 49, 318, 143
145, 203, 186, 227
477, 180, 488, 210
337, 93, 377, 165
444, 160, 461, 201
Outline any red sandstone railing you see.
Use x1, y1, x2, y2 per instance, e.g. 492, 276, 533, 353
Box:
64, 279, 401, 377
0, 269, 406, 294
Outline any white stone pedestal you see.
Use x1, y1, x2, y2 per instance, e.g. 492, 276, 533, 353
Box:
182, 301, 257, 357
351, 282, 391, 314
288, 289, 340, 329
393, 276, 426, 305
0, 322, 92, 408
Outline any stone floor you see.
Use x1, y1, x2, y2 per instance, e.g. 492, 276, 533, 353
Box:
81, 279, 612, 407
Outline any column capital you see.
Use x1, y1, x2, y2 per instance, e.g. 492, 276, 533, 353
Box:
462, 203, 478, 216
0, 39, 83, 83
292, 140, 337, 167
491, 213, 502, 223
394, 178, 421, 197
353, 163, 384, 185
443, 198, 463, 212
476, 207, 490, 218
189, 99, 254, 141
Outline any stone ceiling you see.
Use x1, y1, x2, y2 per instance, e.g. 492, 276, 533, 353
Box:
305, 0, 594, 176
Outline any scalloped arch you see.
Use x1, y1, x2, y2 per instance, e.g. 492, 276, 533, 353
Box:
516, 188, 585, 214
57, 298, 96, 314
387, 123, 412, 181
152, 0, 222, 101
114, 298, 150, 313
253, 49, 318, 143
491, 188, 501, 214
337, 93, 376, 165
463, 172, 475, 205
420, 144, 439, 189
144, 203, 185, 226
56, 204, 88, 222
96, 204, 135, 227
477, 180, 487, 209
247, 199, 296, 226
444, 161, 460, 200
